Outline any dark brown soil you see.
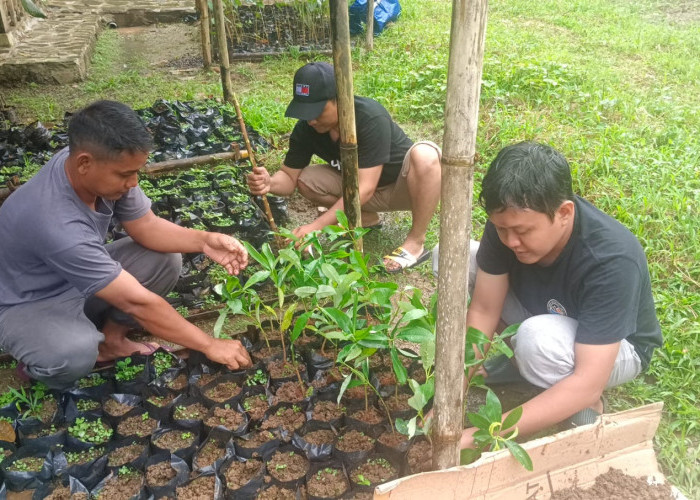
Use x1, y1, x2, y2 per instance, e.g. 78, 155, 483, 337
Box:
267, 450, 309, 483
204, 381, 242, 402
236, 430, 276, 449
153, 429, 197, 452
146, 393, 177, 407
45, 484, 71, 500
146, 461, 176, 487
195, 372, 219, 388
350, 406, 385, 425
243, 393, 269, 420
274, 381, 308, 404
385, 393, 412, 413
335, 429, 375, 453
26, 424, 65, 438
251, 344, 284, 362
307, 467, 349, 498
342, 385, 367, 402
36, 396, 58, 423
261, 406, 306, 434
267, 359, 306, 379
410, 368, 427, 384
117, 414, 158, 438
166, 373, 189, 391
104, 398, 137, 417
108, 442, 147, 467
550, 468, 674, 499
376, 370, 397, 387
256, 484, 298, 499
301, 429, 335, 446
195, 439, 226, 469
310, 401, 344, 422
173, 402, 208, 420
351, 457, 398, 486
223, 458, 263, 489
205, 405, 246, 430
0, 363, 29, 393
99, 470, 143, 498
378, 430, 410, 448
176, 475, 216, 499
406, 439, 433, 474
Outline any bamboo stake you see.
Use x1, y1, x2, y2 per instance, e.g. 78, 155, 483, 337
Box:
212, 0, 234, 103
330, 0, 363, 252
432, 0, 488, 470
144, 150, 244, 176
196, 0, 212, 69
230, 93, 282, 246
366, 0, 374, 50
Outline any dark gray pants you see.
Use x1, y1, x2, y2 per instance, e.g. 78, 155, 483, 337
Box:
0, 238, 181, 389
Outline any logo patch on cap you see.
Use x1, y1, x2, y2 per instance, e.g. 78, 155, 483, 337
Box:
295, 84, 310, 97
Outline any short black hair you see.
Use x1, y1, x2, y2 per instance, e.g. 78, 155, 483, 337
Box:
68, 100, 152, 159
479, 141, 574, 219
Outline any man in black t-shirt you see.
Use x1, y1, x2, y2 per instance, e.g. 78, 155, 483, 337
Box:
432, 142, 662, 449
247, 62, 442, 273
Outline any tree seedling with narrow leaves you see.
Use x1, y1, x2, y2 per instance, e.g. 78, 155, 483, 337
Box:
9, 382, 51, 420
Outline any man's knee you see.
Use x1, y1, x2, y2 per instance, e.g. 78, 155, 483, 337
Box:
409, 143, 441, 174
512, 315, 577, 388
27, 342, 99, 389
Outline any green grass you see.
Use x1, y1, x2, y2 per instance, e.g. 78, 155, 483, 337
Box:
3, 0, 699, 495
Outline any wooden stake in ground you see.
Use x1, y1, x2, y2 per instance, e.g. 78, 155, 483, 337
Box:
433, 0, 488, 470
196, 0, 212, 69
366, 0, 374, 51
231, 93, 281, 245
330, 0, 363, 252
212, 0, 234, 103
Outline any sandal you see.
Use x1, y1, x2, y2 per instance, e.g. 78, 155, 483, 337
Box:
383, 246, 431, 274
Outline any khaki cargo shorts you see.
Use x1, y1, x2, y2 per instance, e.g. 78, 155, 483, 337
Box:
297, 140, 441, 213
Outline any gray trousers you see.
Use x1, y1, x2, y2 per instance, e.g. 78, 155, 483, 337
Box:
0, 238, 181, 389
431, 241, 642, 389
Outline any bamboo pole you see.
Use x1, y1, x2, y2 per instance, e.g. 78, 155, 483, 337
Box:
196, 0, 212, 69
143, 150, 245, 176
231, 92, 282, 247
330, 0, 362, 251
366, 0, 374, 50
432, 0, 488, 470
212, 0, 234, 103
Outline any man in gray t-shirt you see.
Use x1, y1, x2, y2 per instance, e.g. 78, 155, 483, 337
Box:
0, 100, 252, 389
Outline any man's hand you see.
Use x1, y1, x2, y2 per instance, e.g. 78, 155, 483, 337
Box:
202, 233, 248, 275
292, 223, 322, 242
247, 166, 271, 195
202, 338, 252, 371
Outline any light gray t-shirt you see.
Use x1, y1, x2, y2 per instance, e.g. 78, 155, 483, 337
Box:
0, 148, 151, 306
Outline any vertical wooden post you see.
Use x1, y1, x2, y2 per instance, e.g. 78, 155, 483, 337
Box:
196, 0, 212, 69
212, 0, 234, 103
432, 0, 488, 469
366, 0, 374, 50
330, 0, 363, 250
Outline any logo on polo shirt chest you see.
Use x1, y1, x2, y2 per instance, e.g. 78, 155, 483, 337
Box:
547, 299, 567, 316
296, 84, 310, 96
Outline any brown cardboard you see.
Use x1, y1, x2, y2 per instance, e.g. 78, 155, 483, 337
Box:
374, 402, 669, 499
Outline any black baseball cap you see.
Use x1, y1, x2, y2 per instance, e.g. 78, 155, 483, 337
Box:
285, 62, 336, 121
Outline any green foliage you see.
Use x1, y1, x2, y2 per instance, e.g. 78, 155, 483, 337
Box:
153, 351, 175, 377
76, 373, 107, 388
9, 382, 50, 420
68, 417, 113, 444
114, 357, 145, 382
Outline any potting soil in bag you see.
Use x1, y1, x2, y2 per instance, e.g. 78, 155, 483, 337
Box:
292, 422, 337, 462
150, 426, 200, 466
144, 451, 189, 498
106, 437, 151, 471
349, 0, 402, 35
220, 456, 264, 500
53, 446, 108, 491
176, 471, 223, 500
0, 444, 53, 492
192, 427, 235, 474
91, 467, 147, 500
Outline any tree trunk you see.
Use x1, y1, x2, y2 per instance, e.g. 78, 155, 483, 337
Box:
433, 0, 488, 470
143, 150, 244, 176
366, 0, 374, 50
330, 0, 363, 250
196, 0, 212, 69
212, 0, 234, 103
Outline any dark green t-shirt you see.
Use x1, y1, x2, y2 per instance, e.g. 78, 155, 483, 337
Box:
284, 96, 414, 187
477, 196, 662, 371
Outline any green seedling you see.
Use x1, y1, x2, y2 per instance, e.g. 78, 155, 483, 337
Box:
76, 374, 107, 388
65, 447, 104, 465
355, 474, 371, 486
153, 351, 175, 377
9, 383, 50, 420
114, 357, 145, 382
181, 432, 193, 440
8, 456, 44, 472
75, 399, 101, 412
68, 417, 113, 444
245, 369, 268, 386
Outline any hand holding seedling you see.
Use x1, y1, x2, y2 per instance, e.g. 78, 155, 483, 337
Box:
247, 166, 271, 195
202, 233, 248, 275
203, 338, 252, 371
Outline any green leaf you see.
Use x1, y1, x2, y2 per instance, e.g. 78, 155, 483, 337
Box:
337, 375, 353, 405
401, 309, 429, 323
390, 348, 408, 384
335, 210, 349, 228
21, 0, 46, 18
213, 310, 227, 339
420, 338, 435, 369
357, 333, 389, 349
342, 344, 363, 363
483, 389, 503, 423
500, 323, 520, 339
321, 263, 341, 284
460, 448, 481, 465
315, 285, 336, 299
466, 412, 491, 430
467, 326, 491, 348
280, 303, 297, 333
243, 270, 270, 289
504, 440, 533, 471
226, 298, 243, 315
397, 326, 434, 343
291, 311, 312, 343
395, 417, 410, 435
502, 406, 523, 431
294, 286, 317, 298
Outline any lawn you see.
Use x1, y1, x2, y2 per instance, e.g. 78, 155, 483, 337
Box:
3, 0, 699, 496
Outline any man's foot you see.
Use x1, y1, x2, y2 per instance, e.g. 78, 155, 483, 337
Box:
97, 339, 161, 362
383, 245, 431, 274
